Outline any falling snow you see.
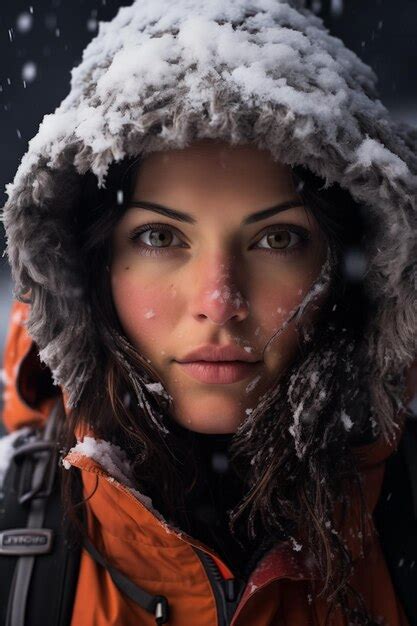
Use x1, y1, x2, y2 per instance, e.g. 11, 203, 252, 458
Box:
87, 19, 98, 32
343, 249, 367, 281
330, 0, 344, 17
21, 61, 37, 83
16, 12, 34, 34
211, 452, 228, 473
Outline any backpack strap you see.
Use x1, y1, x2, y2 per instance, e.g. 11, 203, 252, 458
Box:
0, 399, 170, 625
4, 400, 60, 626
0, 397, 81, 626
374, 416, 417, 626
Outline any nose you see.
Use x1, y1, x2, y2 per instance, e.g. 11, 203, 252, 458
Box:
190, 255, 250, 326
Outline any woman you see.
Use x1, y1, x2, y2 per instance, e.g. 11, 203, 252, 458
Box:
1, 0, 417, 624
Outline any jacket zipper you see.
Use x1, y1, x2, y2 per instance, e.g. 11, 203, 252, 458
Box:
65, 457, 250, 625
195, 548, 245, 626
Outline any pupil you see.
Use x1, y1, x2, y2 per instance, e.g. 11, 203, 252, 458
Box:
150, 230, 170, 247
268, 231, 290, 248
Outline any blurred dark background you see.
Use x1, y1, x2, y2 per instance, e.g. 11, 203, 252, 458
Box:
0, 0, 416, 386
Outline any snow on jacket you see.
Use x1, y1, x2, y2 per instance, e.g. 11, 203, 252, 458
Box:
1, 0, 417, 624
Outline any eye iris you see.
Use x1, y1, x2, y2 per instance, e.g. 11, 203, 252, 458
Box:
149, 229, 172, 247
267, 231, 291, 249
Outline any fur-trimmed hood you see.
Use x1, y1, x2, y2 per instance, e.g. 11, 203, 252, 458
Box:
2, 0, 417, 413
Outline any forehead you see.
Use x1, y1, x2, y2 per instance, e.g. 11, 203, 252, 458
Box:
130, 139, 298, 219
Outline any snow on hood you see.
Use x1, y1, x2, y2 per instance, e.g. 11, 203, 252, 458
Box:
1, 0, 417, 412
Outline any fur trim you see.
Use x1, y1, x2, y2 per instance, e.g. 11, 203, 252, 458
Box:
1, 0, 417, 419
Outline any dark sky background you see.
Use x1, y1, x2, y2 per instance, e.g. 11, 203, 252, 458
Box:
0, 0, 416, 357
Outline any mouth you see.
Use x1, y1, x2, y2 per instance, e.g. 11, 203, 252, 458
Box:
175, 360, 262, 384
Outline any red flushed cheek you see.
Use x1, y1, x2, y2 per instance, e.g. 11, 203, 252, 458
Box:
255, 281, 306, 335
110, 272, 174, 347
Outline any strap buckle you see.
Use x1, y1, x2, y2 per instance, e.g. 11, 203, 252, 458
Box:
154, 596, 169, 625
12, 439, 59, 504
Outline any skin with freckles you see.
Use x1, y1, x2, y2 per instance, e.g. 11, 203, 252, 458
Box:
110, 138, 328, 434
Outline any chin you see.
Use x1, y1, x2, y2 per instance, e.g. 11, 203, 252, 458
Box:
173, 412, 242, 434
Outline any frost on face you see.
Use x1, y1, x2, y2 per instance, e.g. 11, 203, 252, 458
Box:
245, 374, 261, 394
208, 286, 247, 311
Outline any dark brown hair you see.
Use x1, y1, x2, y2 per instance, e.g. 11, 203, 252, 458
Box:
61, 154, 380, 624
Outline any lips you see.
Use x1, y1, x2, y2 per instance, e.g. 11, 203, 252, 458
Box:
177, 343, 260, 364
176, 360, 261, 384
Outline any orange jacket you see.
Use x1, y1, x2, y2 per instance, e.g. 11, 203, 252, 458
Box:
1, 300, 411, 626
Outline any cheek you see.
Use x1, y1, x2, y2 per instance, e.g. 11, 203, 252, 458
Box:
253, 265, 318, 332
251, 257, 326, 368
110, 269, 174, 348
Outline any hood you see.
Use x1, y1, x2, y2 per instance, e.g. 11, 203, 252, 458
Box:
2, 0, 417, 413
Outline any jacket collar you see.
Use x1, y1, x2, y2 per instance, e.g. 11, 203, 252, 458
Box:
62, 423, 401, 592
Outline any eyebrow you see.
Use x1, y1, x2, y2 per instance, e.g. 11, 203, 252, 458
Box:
127, 199, 304, 225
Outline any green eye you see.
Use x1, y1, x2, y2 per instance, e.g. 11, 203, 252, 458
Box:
267, 231, 292, 249
256, 228, 309, 252
128, 222, 310, 258
130, 224, 184, 249
144, 228, 175, 247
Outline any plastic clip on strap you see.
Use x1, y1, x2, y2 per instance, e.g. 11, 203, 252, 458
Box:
4, 398, 63, 626
83, 537, 169, 625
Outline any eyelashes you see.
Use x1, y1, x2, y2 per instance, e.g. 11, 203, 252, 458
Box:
128, 222, 311, 258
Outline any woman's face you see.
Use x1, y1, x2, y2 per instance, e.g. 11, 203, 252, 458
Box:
110, 139, 328, 433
